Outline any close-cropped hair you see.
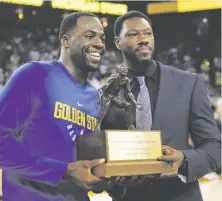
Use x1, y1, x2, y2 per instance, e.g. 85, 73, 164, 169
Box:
114, 10, 152, 37
59, 11, 98, 40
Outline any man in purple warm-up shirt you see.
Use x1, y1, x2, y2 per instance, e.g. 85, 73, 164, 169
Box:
0, 12, 108, 201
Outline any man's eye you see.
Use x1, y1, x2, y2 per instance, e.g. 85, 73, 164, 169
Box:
86, 35, 94, 39
145, 32, 153, 35
101, 37, 106, 43
128, 33, 137, 37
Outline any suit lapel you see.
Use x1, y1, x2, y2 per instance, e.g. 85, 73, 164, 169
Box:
152, 63, 175, 130
103, 63, 178, 131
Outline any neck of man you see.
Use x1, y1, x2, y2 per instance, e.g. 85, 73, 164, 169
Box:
123, 55, 154, 73
59, 51, 89, 85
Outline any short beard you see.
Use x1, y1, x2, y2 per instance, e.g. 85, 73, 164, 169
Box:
125, 51, 153, 64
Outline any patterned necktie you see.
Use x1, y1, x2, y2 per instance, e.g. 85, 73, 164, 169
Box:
136, 76, 152, 130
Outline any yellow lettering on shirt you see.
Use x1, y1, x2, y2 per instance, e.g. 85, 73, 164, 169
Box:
53, 101, 97, 131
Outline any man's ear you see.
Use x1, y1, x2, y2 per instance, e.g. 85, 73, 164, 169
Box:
61, 35, 70, 48
114, 36, 121, 50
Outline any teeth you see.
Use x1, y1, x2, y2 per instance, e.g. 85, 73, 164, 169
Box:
88, 52, 100, 57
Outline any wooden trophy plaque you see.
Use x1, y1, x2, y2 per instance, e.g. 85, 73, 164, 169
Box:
76, 130, 173, 178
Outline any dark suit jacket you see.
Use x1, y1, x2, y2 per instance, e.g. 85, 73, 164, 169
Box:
101, 63, 221, 201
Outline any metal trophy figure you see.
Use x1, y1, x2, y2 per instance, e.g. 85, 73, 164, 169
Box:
95, 64, 142, 131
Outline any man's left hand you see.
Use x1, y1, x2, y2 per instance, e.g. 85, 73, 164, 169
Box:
157, 145, 185, 178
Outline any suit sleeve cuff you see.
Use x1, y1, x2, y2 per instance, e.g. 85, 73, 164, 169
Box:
178, 151, 188, 175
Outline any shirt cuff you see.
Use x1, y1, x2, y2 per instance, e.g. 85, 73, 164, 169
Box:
178, 174, 187, 183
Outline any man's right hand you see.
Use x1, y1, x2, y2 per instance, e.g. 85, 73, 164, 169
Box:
67, 158, 106, 191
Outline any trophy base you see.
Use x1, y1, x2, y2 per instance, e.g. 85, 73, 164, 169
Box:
92, 161, 173, 178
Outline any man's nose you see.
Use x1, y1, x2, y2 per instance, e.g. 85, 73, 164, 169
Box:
93, 38, 105, 49
92, 43, 104, 50
137, 35, 149, 46
92, 42, 105, 54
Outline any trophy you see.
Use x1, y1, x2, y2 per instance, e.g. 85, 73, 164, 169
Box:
76, 65, 173, 178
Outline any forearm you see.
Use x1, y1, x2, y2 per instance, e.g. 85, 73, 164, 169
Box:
185, 74, 221, 183
17, 175, 88, 198
0, 134, 68, 185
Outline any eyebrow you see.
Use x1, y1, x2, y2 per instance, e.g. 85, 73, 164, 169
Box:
126, 27, 153, 33
84, 30, 105, 37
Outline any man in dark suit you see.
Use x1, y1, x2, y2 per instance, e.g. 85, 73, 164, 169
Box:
102, 11, 221, 201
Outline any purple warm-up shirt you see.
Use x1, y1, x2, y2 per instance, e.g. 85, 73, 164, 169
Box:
0, 61, 101, 200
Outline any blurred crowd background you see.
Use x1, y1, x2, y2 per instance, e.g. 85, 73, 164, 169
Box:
0, 1, 221, 132
0, 1, 221, 200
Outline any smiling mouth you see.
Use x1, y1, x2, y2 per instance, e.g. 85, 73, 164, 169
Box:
136, 46, 152, 53
87, 52, 101, 57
